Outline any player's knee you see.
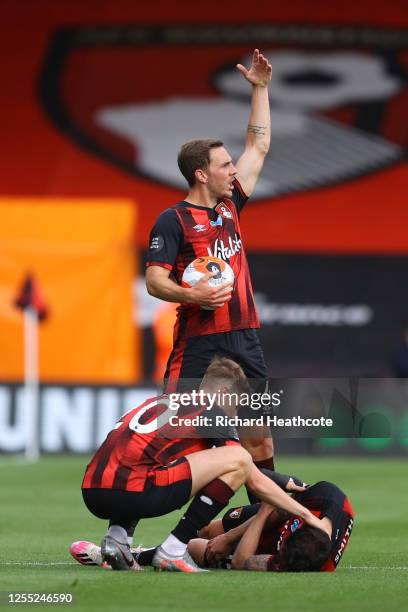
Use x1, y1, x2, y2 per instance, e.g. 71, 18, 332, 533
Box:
232, 446, 252, 476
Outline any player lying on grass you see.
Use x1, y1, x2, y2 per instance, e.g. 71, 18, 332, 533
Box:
78, 358, 329, 572
70, 468, 305, 569
71, 478, 353, 573
187, 479, 354, 572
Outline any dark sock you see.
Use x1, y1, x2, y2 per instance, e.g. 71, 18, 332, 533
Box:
108, 519, 138, 544
108, 519, 138, 535
133, 547, 156, 566
255, 457, 275, 471
246, 457, 275, 503
171, 478, 234, 544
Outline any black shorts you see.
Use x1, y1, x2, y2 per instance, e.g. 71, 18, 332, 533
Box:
164, 329, 267, 392
82, 457, 192, 523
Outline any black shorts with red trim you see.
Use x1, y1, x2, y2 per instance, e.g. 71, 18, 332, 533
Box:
82, 457, 192, 523
164, 329, 267, 393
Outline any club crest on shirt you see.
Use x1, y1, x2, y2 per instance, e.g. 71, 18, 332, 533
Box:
217, 205, 233, 219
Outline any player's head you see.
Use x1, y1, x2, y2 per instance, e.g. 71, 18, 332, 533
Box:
178, 139, 237, 197
200, 357, 251, 414
270, 526, 331, 572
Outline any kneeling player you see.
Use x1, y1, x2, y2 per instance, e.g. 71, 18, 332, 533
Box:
77, 358, 328, 572
189, 480, 354, 572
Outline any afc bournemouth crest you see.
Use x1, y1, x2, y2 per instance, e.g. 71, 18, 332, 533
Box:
40, 24, 407, 201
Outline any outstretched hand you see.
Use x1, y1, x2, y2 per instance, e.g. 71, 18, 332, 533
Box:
237, 49, 272, 87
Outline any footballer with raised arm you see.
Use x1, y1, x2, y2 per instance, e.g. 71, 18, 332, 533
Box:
145, 49, 276, 478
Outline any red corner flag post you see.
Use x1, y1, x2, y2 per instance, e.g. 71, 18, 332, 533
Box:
14, 275, 49, 462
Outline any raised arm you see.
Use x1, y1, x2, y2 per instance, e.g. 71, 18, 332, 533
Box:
235, 49, 272, 197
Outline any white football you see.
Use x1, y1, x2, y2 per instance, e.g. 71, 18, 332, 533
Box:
182, 256, 235, 289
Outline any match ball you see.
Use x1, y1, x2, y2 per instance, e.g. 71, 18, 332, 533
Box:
182, 256, 234, 289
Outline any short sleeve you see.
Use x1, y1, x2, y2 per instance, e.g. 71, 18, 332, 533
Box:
231, 178, 249, 214
197, 404, 240, 446
145, 209, 183, 271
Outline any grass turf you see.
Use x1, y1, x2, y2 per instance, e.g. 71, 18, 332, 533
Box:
1, 455, 407, 611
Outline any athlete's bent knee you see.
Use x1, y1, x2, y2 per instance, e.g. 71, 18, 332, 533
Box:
228, 446, 252, 475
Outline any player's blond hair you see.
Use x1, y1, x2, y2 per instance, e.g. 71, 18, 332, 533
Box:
201, 357, 252, 395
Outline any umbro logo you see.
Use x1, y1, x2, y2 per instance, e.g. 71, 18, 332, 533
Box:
193, 224, 207, 232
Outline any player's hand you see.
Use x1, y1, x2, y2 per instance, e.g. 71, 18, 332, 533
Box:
237, 49, 272, 87
286, 478, 306, 493
188, 273, 233, 310
206, 534, 233, 563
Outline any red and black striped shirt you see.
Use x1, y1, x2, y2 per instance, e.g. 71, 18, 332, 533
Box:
82, 395, 240, 492
146, 179, 259, 340
261, 481, 355, 572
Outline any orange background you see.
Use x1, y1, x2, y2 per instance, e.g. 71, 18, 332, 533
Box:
0, 199, 139, 383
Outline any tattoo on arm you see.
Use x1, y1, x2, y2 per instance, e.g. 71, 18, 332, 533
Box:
243, 555, 270, 571
247, 124, 267, 136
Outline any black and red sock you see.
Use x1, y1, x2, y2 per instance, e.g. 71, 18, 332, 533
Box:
171, 478, 234, 544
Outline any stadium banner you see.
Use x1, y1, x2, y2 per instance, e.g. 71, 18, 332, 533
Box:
0, 379, 407, 455
138, 251, 408, 378
0, 199, 140, 384
248, 252, 408, 376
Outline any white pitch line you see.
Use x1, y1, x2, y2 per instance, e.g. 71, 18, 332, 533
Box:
0, 562, 76, 566
1, 562, 408, 570
344, 566, 408, 570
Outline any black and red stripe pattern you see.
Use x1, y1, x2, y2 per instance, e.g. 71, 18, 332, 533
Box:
171, 180, 259, 339
82, 395, 239, 493
262, 481, 355, 572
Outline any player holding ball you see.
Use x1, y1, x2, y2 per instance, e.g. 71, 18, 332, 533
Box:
146, 49, 273, 471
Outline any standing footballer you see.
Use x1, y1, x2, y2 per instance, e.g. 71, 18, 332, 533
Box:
146, 49, 273, 472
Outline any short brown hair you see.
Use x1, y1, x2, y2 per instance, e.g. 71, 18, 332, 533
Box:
177, 139, 224, 187
201, 357, 252, 395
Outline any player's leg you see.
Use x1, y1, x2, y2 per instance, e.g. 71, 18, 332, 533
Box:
101, 523, 141, 572
221, 329, 275, 502
187, 538, 210, 568
164, 334, 219, 393
81, 489, 142, 571
198, 519, 225, 539
84, 446, 251, 573
153, 445, 252, 572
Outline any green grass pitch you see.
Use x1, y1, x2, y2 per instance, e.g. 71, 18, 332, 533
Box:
1, 455, 407, 611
